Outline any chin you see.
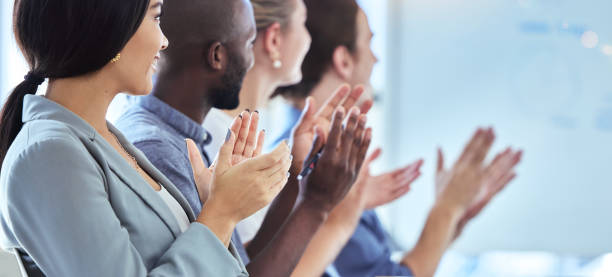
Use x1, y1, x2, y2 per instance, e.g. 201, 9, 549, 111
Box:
125, 82, 153, 96
280, 71, 303, 87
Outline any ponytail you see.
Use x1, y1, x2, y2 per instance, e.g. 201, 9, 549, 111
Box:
0, 72, 44, 166
3, 0, 152, 166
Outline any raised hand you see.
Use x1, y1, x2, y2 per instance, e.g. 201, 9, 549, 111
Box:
230, 110, 265, 165
324, 148, 422, 230
450, 147, 522, 239
188, 123, 291, 246
359, 149, 424, 210
435, 128, 495, 212
290, 84, 373, 173
299, 106, 372, 212
435, 128, 522, 239
187, 112, 265, 204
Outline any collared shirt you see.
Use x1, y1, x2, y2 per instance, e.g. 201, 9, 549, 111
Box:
271, 104, 413, 277
202, 107, 233, 160
116, 94, 250, 265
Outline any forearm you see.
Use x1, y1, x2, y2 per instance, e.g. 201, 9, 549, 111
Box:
401, 203, 463, 277
290, 211, 360, 277
247, 175, 300, 257
246, 199, 327, 277
197, 205, 237, 247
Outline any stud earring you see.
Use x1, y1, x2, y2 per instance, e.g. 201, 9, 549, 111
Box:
273, 59, 282, 69
111, 53, 121, 63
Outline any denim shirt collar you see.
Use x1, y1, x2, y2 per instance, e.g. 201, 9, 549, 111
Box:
136, 94, 212, 146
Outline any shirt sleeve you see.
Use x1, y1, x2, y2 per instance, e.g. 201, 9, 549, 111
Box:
2, 137, 247, 276
334, 218, 414, 277
133, 139, 203, 215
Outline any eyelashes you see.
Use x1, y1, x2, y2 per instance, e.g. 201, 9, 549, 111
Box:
155, 12, 164, 21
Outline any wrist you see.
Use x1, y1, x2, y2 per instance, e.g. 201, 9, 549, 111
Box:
431, 201, 464, 224
326, 205, 362, 234
197, 199, 238, 246
290, 157, 304, 175
301, 196, 330, 220
435, 194, 469, 215
302, 192, 336, 214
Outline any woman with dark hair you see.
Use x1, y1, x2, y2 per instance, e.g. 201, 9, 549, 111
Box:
276, 1, 523, 276
0, 0, 293, 276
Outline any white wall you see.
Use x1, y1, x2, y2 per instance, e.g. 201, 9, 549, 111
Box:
0, 2, 22, 275
379, 0, 612, 255
0, 1, 29, 100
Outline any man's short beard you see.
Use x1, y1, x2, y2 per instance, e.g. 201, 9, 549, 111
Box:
210, 56, 247, 110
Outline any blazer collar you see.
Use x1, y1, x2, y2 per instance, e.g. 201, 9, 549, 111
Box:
22, 95, 196, 238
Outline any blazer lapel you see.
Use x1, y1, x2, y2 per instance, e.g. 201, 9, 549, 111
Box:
108, 124, 197, 222
21, 96, 187, 238
96, 128, 184, 238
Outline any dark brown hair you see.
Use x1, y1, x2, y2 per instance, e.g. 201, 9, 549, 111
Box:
273, 0, 359, 99
0, 0, 150, 166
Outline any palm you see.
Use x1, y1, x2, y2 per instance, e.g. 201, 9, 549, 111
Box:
290, 85, 373, 173
435, 133, 522, 241
230, 152, 253, 166
291, 127, 317, 169
354, 149, 423, 210
189, 111, 265, 204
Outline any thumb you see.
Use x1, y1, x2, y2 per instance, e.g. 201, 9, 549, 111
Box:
302, 125, 325, 169
215, 129, 236, 174
436, 147, 445, 173
294, 97, 317, 133
186, 139, 207, 179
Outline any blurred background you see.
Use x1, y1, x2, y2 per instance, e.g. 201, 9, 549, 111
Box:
1, 0, 612, 276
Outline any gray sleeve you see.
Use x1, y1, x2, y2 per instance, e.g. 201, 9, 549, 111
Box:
3, 137, 247, 276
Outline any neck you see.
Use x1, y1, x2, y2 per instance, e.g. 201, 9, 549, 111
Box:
224, 65, 279, 119
44, 74, 118, 134
152, 70, 213, 124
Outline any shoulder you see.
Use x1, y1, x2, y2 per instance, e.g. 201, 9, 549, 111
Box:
132, 137, 191, 177
133, 137, 186, 160
115, 106, 170, 146
5, 121, 95, 169
1, 124, 103, 198
6, 120, 87, 164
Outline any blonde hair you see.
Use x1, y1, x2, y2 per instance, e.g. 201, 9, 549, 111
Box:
251, 0, 296, 31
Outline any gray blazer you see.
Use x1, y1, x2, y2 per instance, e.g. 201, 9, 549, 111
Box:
0, 95, 248, 276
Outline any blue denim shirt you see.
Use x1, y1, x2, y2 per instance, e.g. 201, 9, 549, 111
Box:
272, 104, 413, 277
116, 94, 250, 265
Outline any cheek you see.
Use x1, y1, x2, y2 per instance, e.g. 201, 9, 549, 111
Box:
291, 32, 311, 65
117, 26, 160, 93
301, 29, 312, 52
353, 60, 371, 85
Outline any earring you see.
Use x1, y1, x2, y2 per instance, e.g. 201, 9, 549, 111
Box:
273, 59, 282, 69
111, 53, 121, 63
